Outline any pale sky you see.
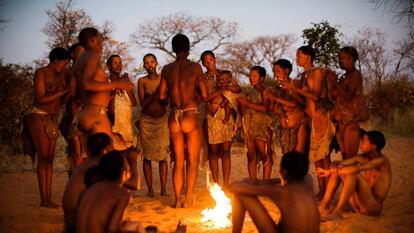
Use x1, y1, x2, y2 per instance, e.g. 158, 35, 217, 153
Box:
0, 0, 409, 68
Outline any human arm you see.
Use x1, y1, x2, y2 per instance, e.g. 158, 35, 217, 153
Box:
335, 70, 362, 101
137, 78, 157, 109
225, 78, 242, 93
228, 179, 283, 196
280, 69, 323, 101
107, 193, 134, 233
122, 73, 137, 107
196, 65, 208, 101
34, 69, 68, 104
80, 53, 133, 92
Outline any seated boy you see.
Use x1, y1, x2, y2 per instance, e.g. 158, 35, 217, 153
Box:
63, 132, 111, 233
229, 151, 320, 233
317, 130, 392, 221
77, 150, 146, 233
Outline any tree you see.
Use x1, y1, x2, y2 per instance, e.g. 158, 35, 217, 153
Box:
40, 0, 133, 68
369, 0, 414, 26
130, 12, 238, 61
0, 61, 34, 151
42, 0, 93, 49
301, 20, 343, 67
220, 35, 296, 80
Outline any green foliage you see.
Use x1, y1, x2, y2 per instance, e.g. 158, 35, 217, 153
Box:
0, 62, 34, 151
301, 20, 343, 67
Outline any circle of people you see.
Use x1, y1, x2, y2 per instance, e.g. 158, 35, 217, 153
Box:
21, 27, 392, 233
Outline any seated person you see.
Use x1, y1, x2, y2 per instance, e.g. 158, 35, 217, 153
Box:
76, 150, 146, 233
317, 130, 391, 221
63, 133, 111, 233
229, 151, 320, 233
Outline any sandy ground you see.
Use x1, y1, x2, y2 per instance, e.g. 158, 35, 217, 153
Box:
0, 136, 413, 233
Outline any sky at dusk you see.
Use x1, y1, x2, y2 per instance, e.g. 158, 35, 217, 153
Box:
0, 0, 409, 69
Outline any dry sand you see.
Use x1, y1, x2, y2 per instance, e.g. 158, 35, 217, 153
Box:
0, 136, 413, 233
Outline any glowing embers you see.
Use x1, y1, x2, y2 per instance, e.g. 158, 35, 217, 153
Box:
201, 182, 232, 229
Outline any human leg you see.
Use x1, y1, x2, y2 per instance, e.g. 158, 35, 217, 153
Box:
183, 127, 202, 207
255, 140, 271, 180
236, 194, 278, 233
208, 143, 220, 183
319, 171, 341, 215
143, 158, 154, 197
343, 122, 360, 159
246, 140, 257, 179
315, 158, 331, 200
159, 160, 168, 196
221, 141, 232, 189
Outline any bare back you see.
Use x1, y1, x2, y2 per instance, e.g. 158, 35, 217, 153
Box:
77, 181, 130, 233
160, 59, 204, 109
271, 181, 320, 233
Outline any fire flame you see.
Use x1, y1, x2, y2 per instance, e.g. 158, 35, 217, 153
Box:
201, 182, 232, 229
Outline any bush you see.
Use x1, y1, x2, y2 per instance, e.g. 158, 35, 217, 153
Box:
367, 78, 414, 123
0, 62, 34, 152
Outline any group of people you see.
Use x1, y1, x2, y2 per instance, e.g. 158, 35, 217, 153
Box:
21, 26, 392, 233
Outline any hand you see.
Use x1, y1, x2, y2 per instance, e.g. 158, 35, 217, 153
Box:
263, 89, 273, 99
331, 161, 341, 168
316, 168, 331, 177
116, 79, 134, 91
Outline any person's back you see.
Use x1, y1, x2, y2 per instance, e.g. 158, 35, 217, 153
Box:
162, 59, 202, 110
274, 180, 320, 233
63, 133, 111, 233
77, 180, 130, 233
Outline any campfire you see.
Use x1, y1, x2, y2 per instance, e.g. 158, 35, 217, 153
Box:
201, 174, 232, 229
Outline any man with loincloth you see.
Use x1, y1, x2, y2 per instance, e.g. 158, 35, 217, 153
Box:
73, 27, 134, 155
21, 47, 71, 208
317, 130, 392, 221
76, 151, 146, 233
229, 152, 320, 233
106, 54, 140, 190
200, 50, 241, 189
280, 45, 335, 199
137, 53, 170, 197
63, 133, 111, 233
59, 43, 85, 176
159, 34, 208, 208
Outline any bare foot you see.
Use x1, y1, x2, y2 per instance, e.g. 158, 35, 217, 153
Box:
173, 200, 183, 209
40, 201, 61, 209
321, 211, 342, 222
183, 195, 195, 208
146, 191, 155, 198
318, 204, 331, 216
160, 190, 169, 197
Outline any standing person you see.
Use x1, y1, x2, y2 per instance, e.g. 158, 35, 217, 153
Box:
106, 54, 140, 190
200, 50, 241, 189
60, 43, 86, 175
137, 53, 170, 197
159, 34, 208, 208
74, 27, 134, 154
21, 47, 71, 208
333, 46, 366, 160
280, 46, 335, 199
237, 66, 273, 180
268, 59, 308, 154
